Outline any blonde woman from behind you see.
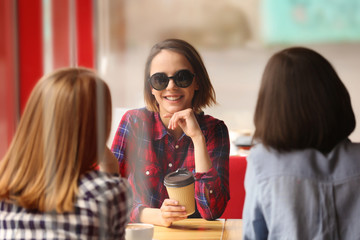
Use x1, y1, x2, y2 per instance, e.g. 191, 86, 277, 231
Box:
0, 67, 132, 240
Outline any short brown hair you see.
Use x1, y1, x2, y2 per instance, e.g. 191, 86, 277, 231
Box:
253, 47, 355, 153
144, 39, 216, 113
0, 67, 112, 213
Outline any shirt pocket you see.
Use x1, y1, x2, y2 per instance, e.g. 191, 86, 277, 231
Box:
133, 160, 164, 206
142, 164, 162, 187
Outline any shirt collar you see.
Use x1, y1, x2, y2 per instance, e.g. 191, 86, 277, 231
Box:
153, 111, 168, 140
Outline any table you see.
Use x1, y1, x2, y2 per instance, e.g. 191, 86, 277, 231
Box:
153, 218, 242, 240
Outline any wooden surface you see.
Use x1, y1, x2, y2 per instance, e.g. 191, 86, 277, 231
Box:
153, 218, 242, 240
223, 219, 243, 240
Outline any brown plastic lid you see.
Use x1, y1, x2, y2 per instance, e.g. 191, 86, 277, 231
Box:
164, 168, 195, 188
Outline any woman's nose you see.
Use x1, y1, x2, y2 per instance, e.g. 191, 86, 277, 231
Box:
166, 79, 178, 89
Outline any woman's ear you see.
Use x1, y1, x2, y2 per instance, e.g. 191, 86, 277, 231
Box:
151, 88, 155, 95
194, 79, 199, 90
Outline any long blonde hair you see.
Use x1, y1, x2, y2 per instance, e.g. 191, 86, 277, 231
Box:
0, 67, 112, 213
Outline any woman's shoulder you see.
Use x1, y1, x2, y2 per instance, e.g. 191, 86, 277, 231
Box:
248, 143, 276, 163
124, 107, 151, 115
250, 138, 360, 158
249, 139, 360, 180
247, 143, 313, 179
329, 138, 360, 164
198, 112, 228, 130
338, 138, 360, 153
78, 170, 130, 200
122, 107, 155, 122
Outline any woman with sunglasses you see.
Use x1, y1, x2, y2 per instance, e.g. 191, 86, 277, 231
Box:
111, 39, 230, 227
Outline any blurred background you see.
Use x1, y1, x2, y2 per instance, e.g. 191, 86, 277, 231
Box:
1, 0, 360, 157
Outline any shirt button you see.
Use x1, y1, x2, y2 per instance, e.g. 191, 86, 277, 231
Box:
145, 170, 150, 175
175, 145, 179, 149
209, 190, 213, 194
168, 163, 173, 168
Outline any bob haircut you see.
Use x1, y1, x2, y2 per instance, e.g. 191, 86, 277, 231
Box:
253, 47, 355, 154
144, 38, 216, 113
0, 67, 112, 213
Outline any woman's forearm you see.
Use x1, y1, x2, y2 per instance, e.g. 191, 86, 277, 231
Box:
192, 134, 212, 202
192, 134, 212, 173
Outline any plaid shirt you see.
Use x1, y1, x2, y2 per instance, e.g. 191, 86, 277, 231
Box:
0, 170, 132, 240
111, 108, 230, 222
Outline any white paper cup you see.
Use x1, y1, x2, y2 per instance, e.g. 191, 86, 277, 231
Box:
125, 223, 154, 240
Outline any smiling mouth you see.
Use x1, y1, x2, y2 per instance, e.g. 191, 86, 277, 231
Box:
165, 96, 182, 101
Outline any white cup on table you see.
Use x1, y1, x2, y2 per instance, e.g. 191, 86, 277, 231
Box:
125, 223, 154, 240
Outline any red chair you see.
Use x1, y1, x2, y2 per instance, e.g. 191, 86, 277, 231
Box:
221, 155, 247, 219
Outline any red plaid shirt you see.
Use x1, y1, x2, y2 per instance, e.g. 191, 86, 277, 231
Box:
111, 108, 230, 222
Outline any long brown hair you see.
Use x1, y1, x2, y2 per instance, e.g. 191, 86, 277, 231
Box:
0, 67, 112, 213
253, 47, 355, 153
144, 39, 216, 113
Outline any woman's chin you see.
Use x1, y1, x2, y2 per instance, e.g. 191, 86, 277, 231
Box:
161, 106, 185, 114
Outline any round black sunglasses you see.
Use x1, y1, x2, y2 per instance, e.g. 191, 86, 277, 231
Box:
148, 69, 195, 91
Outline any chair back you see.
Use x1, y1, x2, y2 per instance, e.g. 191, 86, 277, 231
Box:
221, 155, 247, 219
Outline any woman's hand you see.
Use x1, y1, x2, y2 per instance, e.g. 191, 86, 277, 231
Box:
164, 108, 202, 139
158, 199, 188, 227
165, 108, 212, 173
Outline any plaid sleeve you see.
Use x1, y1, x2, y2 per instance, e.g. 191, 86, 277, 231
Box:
110, 109, 148, 222
194, 121, 230, 219
111, 111, 133, 178
109, 178, 133, 239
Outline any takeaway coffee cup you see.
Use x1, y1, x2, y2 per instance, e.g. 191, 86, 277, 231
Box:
125, 223, 154, 240
164, 168, 195, 215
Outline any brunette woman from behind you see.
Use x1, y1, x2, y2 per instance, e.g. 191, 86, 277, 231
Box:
243, 47, 359, 240
0, 67, 132, 239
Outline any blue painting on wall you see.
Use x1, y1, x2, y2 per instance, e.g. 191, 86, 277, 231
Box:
262, 0, 360, 44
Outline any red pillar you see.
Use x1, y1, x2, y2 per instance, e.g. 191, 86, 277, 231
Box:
76, 0, 95, 68
0, 0, 18, 158
51, 0, 95, 69
18, 0, 95, 112
0, 0, 96, 158
18, 0, 43, 112
52, 0, 71, 68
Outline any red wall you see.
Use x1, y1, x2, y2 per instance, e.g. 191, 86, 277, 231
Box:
52, 0, 71, 68
76, 0, 95, 68
0, 0, 95, 158
18, 0, 43, 112
0, 0, 18, 158
52, 0, 95, 69
18, 0, 95, 111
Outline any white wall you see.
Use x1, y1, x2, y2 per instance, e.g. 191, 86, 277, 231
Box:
98, 1, 360, 144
